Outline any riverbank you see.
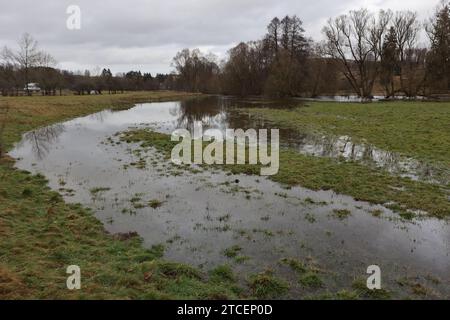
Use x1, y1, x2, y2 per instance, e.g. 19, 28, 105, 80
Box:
0, 91, 250, 299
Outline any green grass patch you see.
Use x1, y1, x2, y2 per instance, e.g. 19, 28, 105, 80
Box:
89, 187, 111, 195
148, 199, 164, 209
280, 258, 323, 289
330, 209, 352, 220
209, 265, 236, 283
243, 101, 450, 168
223, 245, 242, 258
247, 270, 289, 299
351, 279, 392, 300
120, 128, 450, 218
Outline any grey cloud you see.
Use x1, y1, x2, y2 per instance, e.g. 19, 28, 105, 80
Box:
0, 0, 441, 74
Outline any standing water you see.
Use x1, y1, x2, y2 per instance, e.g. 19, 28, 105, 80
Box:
10, 96, 450, 298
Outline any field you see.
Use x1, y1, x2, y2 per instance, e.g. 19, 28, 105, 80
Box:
0, 93, 449, 299
241, 101, 450, 218
245, 101, 450, 168
121, 100, 450, 218
0, 92, 247, 299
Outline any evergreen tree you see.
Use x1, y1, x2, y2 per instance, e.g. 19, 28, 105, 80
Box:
426, 2, 450, 91
381, 26, 400, 97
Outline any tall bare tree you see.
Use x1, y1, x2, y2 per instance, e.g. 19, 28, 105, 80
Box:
2, 33, 46, 95
392, 11, 423, 96
323, 9, 391, 100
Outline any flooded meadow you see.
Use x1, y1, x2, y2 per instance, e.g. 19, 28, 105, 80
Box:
9, 96, 450, 298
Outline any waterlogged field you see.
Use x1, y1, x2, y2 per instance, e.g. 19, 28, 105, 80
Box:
1, 94, 450, 299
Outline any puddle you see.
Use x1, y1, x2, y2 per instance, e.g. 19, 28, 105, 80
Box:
9, 97, 450, 298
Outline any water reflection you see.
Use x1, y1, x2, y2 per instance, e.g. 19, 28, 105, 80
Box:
287, 133, 448, 184
9, 97, 450, 297
22, 124, 65, 160
15, 96, 448, 185
298, 95, 427, 103
172, 96, 447, 185
175, 97, 229, 134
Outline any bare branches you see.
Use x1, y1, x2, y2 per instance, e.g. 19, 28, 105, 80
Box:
172, 48, 219, 93
322, 8, 429, 99
393, 11, 420, 62
2, 33, 56, 95
323, 9, 391, 98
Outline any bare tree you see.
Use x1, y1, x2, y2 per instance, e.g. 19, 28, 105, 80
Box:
393, 11, 420, 62
323, 9, 391, 100
307, 42, 339, 97
392, 11, 422, 96
2, 33, 46, 95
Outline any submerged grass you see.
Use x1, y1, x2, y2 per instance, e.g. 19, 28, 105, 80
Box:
280, 258, 323, 289
0, 91, 251, 299
247, 270, 289, 299
119, 128, 450, 218
3, 94, 448, 299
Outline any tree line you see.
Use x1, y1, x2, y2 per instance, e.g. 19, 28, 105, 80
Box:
0, 33, 176, 96
172, 2, 450, 99
1, 3, 450, 99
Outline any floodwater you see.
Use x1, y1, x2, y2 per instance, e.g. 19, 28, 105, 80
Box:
10, 96, 450, 298
298, 95, 427, 103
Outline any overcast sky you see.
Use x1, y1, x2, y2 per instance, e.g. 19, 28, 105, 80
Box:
0, 0, 441, 75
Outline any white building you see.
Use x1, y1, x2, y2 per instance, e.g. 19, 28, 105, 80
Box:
24, 83, 41, 92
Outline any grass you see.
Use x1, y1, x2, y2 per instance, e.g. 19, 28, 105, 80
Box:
89, 187, 111, 195
247, 270, 289, 299
0, 91, 199, 152
223, 245, 242, 258
244, 101, 450, 168
148, 199, 163, 209
351, 279, 392, 300
209, 265, 236, 283
119, 127, 450, 218
3, 94, 448, 299
280, 258, 323, 289
330, 209, 352, 220
0, 91, 251, 299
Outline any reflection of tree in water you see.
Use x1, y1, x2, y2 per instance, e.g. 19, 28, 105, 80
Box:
174, 96, 287, 134
290, 133, 443, 179
175, 97, 230, 134
88, 111, 108, 122
169, 96, 446, 183
24, 124, 65, 160
293, 134, 401, 166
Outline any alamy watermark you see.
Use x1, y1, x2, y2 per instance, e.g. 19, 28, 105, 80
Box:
367, 265, 381, 290
170, 123, 279, 176
66, 5, 81, 30
66, 265, 81, 290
